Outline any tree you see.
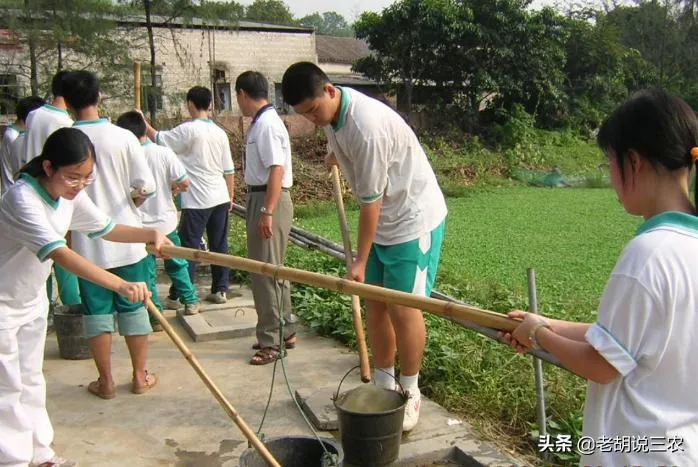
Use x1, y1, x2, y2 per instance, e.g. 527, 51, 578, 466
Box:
299, 11, 353, 36
354, 0, 467, 115
245, 0, 294, 25
1, 0, 134, 98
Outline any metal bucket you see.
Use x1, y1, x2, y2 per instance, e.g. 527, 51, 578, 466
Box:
239, 435, 343, 467
53, 305, 90, 360
333, 366, 407, 466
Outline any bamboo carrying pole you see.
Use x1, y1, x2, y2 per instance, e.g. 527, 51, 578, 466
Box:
134, 62, 142, 110
144, 300, 281, 467
330, 166, 371, 383
147, 245, 519, 332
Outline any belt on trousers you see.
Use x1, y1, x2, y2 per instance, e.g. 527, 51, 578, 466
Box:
247, 185, 290, 193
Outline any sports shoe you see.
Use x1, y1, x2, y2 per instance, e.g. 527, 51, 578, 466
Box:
402, 388, 422, 432
206, 291, 227, 304
163, 297, 183, 310
31, 456, 78, 467
184, 303, 200, 315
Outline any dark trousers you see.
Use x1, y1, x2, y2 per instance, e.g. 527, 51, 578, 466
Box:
171, 202, 230, 297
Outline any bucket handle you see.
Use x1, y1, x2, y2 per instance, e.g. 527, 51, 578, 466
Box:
332, 365, 405, 402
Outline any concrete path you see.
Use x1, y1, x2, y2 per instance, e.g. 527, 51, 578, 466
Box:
43, 273, 522, 466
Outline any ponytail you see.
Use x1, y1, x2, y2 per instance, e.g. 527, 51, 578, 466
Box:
18, 156, 47, 179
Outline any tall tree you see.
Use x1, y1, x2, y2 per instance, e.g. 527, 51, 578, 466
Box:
245, 0, 294, 25
299, 11, 353, 36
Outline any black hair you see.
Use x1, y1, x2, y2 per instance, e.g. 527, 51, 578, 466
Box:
51, 70, 71, 98
115, 111, 146, 138
235, 71, 269, 100
16, 96, 46, 122
597, 88, 698, 209
20, 128, 95, 178
281, 62, 331, 106
186, 86, 212, 111
62, 70, 100, 110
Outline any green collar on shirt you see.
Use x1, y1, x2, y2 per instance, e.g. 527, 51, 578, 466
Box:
43, 104, 70, 116
19, 173, 59, 210
73, 118, 109, 126
194, 118, 214, 124
636, 211, 698, 236
141, 140, 153, 147
8, 123, 21, 133
331, 86, 350, 132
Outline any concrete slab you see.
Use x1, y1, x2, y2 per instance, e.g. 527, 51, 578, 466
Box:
296, 385, 516, 466
176, 306, 258, 342
154, 276, 258, 342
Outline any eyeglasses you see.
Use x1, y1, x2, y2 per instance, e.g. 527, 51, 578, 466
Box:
61, 173, 95, 188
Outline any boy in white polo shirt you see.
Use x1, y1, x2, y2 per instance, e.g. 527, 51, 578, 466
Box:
1, 96, 45, 195
1, 106, 22, 193
501, 89, 698, 466
282, 62, 447, 431
23, 71, 82, 307
235, 71, 297, 365
63, 70, 159, 398
117, 111, 200, 319
142, 86, 235, 305
24, 70, 74, 163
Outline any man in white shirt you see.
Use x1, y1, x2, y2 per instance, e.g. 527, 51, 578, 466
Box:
1, 96, 45, 195
143, 86, 235, 304
282, 62, 448, 431
63, 70, 159, 398
0, 117, 21, 194
22, 70, 82, 308
235, 71, 297, 365
24, 70, 74, 163
116, 110, 200, 321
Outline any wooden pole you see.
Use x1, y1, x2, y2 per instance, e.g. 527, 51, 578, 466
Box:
148, 245, 519, 332
330, 166, 371, 383
144, 300, 281, 467
134, 61, 142, 110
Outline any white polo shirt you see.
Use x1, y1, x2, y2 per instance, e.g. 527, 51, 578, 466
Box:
140, 140, 188, 234
244, 105, 293, 188
0, 174, 114, 329
582, 211, 698, 466
24, 104, 74, 162
156, 119, 234, 210
72, 119, 156, 269
324, 87, 447, 246
1, 127, 22, 195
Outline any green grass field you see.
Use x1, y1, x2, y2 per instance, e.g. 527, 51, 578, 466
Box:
279, 186, 641, 463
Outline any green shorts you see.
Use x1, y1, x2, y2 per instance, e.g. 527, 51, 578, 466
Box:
79, 257, 153, 338
365, 220, 445, 297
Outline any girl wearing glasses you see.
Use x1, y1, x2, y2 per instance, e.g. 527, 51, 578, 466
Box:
0, 128, 170, 467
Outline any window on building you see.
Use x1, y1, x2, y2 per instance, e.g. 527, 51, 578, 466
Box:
141, 65, 163, 113
212, 66, 232, 112
0, 74, 21, 116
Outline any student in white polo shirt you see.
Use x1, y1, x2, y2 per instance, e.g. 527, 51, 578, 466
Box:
23, 70, 82, 308
63, 70, 160, 399
142, 86, 235, 305
24, 70, 74, 163
1, 96, 45, 195
0, 128, 168, 467
282, 62, 447, 431
1, 105, 22, 193
235, 71, 297, 365
116, 111, 201, 320
501, 89, 698, 467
